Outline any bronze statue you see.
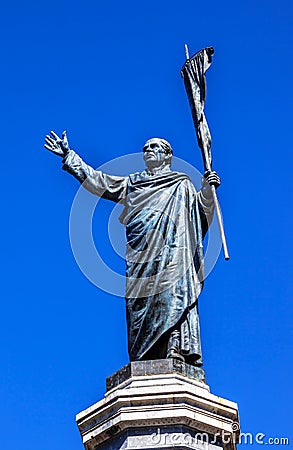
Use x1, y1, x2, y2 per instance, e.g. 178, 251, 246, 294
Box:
44, 47, 229, 378
44, 131, 220, 369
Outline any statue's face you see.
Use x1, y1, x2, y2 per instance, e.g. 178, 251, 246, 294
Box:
143, 138, 171, 169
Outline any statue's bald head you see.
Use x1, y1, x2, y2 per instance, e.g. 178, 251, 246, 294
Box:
142, 138, 173, 170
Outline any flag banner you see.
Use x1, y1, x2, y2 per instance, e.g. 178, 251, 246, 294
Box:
181, 47, 214, 171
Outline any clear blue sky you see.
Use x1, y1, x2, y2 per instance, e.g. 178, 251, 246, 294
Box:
0, 0, 292, 448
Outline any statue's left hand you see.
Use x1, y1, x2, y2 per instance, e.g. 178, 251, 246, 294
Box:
203, 171, 221, 189
44, 130, 70, 157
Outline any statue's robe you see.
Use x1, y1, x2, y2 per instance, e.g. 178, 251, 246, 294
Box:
63, 150, 214, 365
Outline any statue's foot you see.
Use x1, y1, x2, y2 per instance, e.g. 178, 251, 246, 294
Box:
167, 350, 185, 362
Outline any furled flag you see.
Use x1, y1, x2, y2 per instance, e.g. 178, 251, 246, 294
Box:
181, 47, 214, 172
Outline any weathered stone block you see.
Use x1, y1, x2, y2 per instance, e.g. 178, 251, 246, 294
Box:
76, 360, 240, 450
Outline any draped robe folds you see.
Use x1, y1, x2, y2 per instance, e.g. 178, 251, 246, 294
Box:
63, 150, 214, 364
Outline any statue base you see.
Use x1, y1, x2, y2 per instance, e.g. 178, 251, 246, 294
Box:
76, 360, 240, 450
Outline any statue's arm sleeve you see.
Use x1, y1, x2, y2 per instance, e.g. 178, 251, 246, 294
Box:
196, 184, 215, 237
62, 149, 127, 203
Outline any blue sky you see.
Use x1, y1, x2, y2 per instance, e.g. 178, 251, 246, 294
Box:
0, 0, 292, 448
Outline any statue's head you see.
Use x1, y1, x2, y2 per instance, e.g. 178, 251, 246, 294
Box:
142, 138, 173, 170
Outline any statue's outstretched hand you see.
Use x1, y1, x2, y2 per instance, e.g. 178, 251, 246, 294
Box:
44, 130, 70, 157
203, 171, 221, 189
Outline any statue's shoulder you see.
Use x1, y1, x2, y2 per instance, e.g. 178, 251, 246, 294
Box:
168, 171, 194, 186
170, 170, 191, 179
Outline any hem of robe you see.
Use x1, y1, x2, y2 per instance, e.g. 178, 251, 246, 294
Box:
128, 301, 202, 365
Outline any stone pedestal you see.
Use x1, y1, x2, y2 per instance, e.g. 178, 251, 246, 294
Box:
76, 360, 240, 450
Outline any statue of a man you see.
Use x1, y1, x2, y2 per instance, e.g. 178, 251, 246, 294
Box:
45, 131, 220, 368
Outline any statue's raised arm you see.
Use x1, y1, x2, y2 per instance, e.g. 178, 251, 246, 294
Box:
44, 130, 127, 203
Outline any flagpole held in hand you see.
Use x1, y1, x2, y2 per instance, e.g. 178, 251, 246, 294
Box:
181, 45, 230, 260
